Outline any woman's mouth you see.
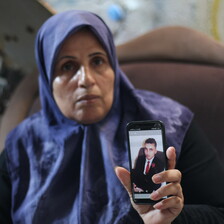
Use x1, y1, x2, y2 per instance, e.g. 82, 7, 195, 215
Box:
76, 94, 100, 104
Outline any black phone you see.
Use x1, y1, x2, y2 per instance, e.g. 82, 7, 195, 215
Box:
126, 120, 168, 204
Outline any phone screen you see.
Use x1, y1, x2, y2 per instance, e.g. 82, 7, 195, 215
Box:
127, 120, 167, 204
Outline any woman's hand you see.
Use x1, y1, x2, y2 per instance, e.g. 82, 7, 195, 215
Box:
133, 183, 144, 193
115, 147, 183, 224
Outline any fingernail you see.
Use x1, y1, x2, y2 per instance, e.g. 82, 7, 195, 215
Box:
150, 191, 159, 200
153, 201, 163, 209
153, 174, 162, 183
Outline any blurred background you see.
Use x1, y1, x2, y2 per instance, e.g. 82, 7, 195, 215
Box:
0, 0, 224, 122
44, 0, 224, 44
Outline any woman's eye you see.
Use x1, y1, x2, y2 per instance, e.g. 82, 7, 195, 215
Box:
92, 57, 104, 66
62, 62, 78, 72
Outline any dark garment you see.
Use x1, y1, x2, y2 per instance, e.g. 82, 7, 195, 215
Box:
0, 150, 12, 224
132, 153, 165, 193
173, 206, 224, 224
1, 120, 224, 223
176, 120, 224, 207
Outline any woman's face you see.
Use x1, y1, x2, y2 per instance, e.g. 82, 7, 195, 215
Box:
52, 29, 115, 124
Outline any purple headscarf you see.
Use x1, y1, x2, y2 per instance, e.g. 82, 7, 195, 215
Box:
5, 10, 193, 223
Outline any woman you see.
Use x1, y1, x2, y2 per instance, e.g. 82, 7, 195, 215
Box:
1, 10, 224, 224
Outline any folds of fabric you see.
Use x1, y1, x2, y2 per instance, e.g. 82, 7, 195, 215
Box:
5, 10, 193, 223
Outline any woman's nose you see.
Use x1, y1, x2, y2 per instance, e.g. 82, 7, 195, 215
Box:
77, 66, 95, 88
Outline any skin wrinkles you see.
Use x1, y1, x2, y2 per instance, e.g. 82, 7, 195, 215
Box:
52, 29, 115, 124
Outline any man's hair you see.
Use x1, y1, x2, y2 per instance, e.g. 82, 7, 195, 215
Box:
144, 138, 157, 147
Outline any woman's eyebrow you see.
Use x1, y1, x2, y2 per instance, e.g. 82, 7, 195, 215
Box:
57, 55, 76, 62
57, 52, 106, 62
89, 52, 107, 57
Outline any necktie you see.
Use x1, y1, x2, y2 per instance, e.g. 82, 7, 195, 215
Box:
145, 161, 150, 174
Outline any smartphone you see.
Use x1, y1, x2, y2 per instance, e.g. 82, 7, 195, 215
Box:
126, 120, 168, 204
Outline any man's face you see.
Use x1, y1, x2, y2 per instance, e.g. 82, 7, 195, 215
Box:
144, 143, 157, 160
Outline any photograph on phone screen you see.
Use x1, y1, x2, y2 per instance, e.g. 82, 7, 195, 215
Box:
129, 129, 166, 199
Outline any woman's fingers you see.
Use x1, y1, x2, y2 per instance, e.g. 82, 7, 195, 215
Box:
153, 195, 183, 211
151, 169, 183, 201
166, 146, 176, 170
150, 182, 183, 201
152, 169, 182, 184
114, 166, 132, 195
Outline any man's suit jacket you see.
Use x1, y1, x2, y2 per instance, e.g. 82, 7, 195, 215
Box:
132, 151, 165, 193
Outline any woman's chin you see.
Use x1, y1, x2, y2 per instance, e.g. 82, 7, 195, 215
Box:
71, 111, 107, 125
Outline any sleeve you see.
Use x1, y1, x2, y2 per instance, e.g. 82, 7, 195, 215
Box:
0, 150, 13, 224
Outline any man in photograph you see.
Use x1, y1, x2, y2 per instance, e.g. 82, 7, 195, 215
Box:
132, 138, 165, 193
